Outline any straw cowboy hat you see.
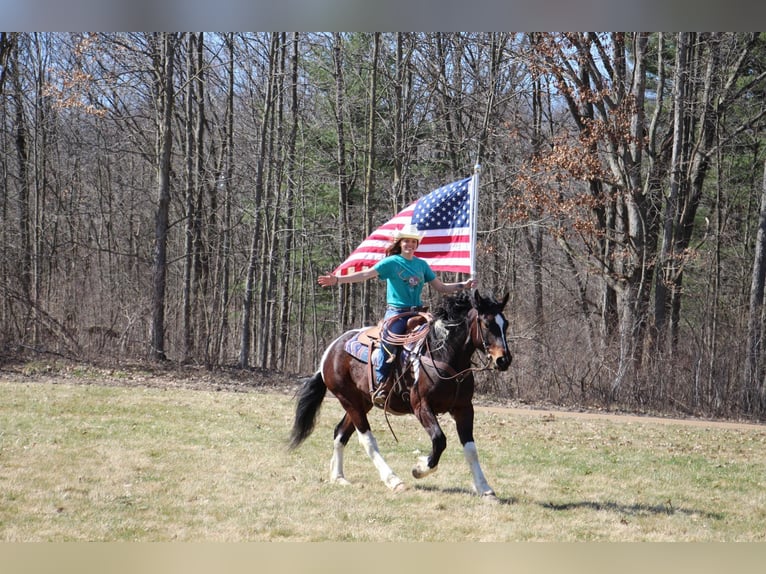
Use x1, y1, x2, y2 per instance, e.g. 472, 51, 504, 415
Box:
394, 223, 424, 242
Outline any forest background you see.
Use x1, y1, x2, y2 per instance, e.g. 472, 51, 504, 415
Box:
2, 32, 766, 421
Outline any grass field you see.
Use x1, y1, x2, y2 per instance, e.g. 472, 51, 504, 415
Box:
2, 376, 765, 541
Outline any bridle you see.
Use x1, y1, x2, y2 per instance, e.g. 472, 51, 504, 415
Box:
468, 307, 510, 365
419, 306, 509, 383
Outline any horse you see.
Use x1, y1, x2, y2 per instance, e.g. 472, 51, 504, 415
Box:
288, 290, 512, 498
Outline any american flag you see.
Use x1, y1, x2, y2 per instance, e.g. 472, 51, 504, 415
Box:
333, 176, 474, 276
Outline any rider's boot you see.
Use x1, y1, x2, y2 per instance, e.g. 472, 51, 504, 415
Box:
372, 349, 394, 407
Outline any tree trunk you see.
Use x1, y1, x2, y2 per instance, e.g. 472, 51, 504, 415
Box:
745, 160, 766, 414
435, 33, 460, 174
526, 35, 546, 377
361, 32, 379, 325
655, 32, 691, 352
263, 33, 286, 369
333, 33, 351, 328
150, 33, 177, 362
671, 34, 721, 351
238, 33, 276, 368
182, 33, 196, 362
216, 33, 235, 363
278, 32, 300, 369
193, 32, 208, 362
10, 43, 32, 309
392, 33, 405, 207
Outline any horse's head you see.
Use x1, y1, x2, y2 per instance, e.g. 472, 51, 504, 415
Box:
470, 291, 512, 371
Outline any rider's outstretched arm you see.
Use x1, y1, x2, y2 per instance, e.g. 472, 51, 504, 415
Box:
318, 268, 379, 288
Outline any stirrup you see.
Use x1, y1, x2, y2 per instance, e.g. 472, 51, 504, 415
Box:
372, 377, 390, 407
372, 389, 387, 408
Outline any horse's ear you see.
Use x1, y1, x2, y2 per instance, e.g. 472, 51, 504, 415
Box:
471, 290, 483, 309
501, 292, 510, 309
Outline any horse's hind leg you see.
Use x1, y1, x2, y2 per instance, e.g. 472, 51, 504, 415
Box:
356, 429, 405, 491
332, 393, 405, 491
330, 414, 405, 492
330, 414, 355, 485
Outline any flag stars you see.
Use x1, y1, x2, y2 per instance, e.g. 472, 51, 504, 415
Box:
413, 177, 471, 231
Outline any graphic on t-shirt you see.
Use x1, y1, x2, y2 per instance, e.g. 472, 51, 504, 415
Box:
405, 274, 420, 287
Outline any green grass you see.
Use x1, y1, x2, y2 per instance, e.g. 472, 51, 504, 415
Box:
1, 379, 765, 541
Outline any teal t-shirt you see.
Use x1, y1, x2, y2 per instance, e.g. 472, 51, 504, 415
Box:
373, 255, 436, 308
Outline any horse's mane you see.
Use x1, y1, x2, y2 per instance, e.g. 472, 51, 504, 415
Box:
432, 291, 473, 323
429, 291, 474, 344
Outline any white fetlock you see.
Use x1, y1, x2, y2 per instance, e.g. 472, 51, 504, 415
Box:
463, 441, 495, 497
384, 473, 404, 491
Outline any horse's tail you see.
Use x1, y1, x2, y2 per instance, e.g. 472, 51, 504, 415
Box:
288, 370, 327, 450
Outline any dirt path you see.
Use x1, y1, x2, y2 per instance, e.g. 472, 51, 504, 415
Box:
475, 403, 766, 432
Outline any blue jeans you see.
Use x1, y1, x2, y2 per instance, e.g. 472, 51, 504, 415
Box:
376, 308, 409, 383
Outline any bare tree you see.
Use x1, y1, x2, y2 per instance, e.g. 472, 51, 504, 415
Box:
238, 33, 277, 368
745, 160, 766, 413
277, 32, 300, 370
150, 32, 178, 361
360, 32, 380, 325
332, 33, 352, 328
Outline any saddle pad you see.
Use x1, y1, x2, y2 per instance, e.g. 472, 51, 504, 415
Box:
344, 331, 371, 363
344, 331, 416, 370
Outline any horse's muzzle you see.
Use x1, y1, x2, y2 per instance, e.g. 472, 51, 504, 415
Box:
494, 354, 512, 371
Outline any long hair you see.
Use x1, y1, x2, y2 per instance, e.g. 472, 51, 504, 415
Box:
385, 238, 404, 257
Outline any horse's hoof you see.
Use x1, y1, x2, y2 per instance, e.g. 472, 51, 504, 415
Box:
412, 456, 435, 479
331, 476, 351, 486
480, 492, 499, 504
393, 482, 408, 493
384, 475, 405, 491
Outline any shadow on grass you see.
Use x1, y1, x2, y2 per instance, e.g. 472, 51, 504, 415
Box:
539, 499, 724, 520
406, 484, 719, 519
412, 484, 518, 505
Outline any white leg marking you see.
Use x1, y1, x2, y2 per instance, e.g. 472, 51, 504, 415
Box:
463, 441, 495, 496
357, 430, 404, 490
330, 434, 350, 486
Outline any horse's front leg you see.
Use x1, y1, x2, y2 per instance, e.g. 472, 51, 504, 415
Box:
412, 403, 447, 479
452, 404, 496, 498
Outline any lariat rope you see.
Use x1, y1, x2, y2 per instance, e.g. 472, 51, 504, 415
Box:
378, 312, 431, 349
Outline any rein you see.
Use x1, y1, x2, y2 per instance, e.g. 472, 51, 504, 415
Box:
420, 310, 494, 383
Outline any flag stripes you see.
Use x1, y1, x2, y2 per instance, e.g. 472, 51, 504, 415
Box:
333, 177, 474, 276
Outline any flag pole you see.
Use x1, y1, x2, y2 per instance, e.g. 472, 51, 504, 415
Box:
470, 163, 481, 278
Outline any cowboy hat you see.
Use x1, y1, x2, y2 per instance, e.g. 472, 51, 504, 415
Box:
394, 223, 424, 241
